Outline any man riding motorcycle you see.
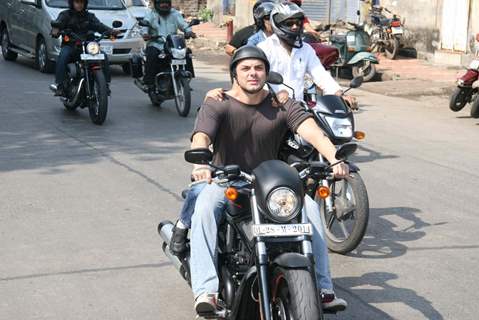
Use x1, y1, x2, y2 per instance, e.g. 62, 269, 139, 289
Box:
189, 45, 348, 315
142, 0, 196, 91
246, 1, 275, 46
50, 0, 119, 96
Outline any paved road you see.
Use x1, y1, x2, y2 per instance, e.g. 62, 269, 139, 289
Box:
0, 53, 478, 320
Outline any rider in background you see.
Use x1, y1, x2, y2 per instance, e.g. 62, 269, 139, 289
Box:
246, 2, 275, 46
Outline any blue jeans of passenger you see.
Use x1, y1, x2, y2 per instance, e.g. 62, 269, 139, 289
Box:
190, 183, 333, 298
55, 45, 111, 85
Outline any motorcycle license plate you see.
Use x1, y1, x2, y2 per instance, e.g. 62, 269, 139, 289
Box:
100, 45, 113, 55
252, 224, 313, 237
81, 53, 105, 60
171, 59, 187, 65
391, 27, 403, 35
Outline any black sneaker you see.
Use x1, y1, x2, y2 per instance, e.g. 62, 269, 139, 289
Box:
169, 223, 188, 255
321, 289, 347, 312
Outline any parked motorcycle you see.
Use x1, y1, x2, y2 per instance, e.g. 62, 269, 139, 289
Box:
49, 21, 122, 125
320, 22, 379, 82
269, 72, 369, 254
158, 143, 357, 320
367, 5, 404, 60
130, 19, 200, 117
449, 33, 479, 118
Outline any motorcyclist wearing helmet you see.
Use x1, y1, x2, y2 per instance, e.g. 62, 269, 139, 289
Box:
142, 0, 196, 89
189, 45, 349, 314
258, 1, 356, 107
246, 1, 275, 46
50, 0, 120, 96
224, 0, 274, 56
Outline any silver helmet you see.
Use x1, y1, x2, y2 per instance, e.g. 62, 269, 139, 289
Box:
270, 1, 305, 48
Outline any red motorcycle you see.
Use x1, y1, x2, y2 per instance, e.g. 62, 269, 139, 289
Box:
449, 33, 479, 118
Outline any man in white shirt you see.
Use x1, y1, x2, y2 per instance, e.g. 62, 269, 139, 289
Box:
258, 1, 355, 105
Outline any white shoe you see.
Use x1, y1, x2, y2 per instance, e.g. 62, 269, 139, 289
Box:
321, 288, 347, 312
194, 293, 218, 314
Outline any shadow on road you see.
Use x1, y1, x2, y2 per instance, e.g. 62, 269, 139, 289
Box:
348, 207, 447, 259
350, 144, 399, 163
335, 272, 444, 320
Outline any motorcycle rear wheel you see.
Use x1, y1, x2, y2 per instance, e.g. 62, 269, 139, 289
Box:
385, 37, 400, 60
318, 172, 369, 254
272, 267, 323, 320
88, 70, 108, 125
449, 87, 470, 112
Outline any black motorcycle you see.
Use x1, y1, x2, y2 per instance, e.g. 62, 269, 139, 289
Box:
158, 144, 357, 320
270, 72, 370, 255
50, 21, 122, 125
130, 19, 199, 117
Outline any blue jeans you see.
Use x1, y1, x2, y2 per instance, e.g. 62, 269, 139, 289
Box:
190, 183, 333, 298
179, 182, 206, 228
55, 45, 111, 85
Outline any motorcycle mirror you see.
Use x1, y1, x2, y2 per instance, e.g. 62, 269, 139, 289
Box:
267, 71, 284, 85
350, 76, 363, 89
138, 19, 151, 27
335, 143, 358, 160
189, 18, 201, 27
112, 20, 123, 28
184, 148, 213, 165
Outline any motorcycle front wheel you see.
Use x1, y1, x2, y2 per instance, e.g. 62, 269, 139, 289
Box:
174, 77, 191, 117
88, 70, 108, 125
317, 172, 369, 254
449, 87, 471, 112
470, 95, 479, 118
352, 61, 377, 82
272, 267, 323, 320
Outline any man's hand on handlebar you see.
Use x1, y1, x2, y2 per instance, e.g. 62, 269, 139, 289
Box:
185, 31, 197, 39
331, 162, 350, 179
192, 164, 212, 183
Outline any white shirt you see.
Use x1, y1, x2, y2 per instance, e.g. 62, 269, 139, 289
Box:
257, 34, 341, 100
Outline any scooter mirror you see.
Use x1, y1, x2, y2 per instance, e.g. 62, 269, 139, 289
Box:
112, 20, 123, 28
350, 76, 363, 89
335, 143, 358, 160
267, 71, 284, 85
184, 148, 213, 165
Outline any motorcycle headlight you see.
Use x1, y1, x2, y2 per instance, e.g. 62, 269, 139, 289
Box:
325, 116, 353, 138
171, 48, 187, 59
266, 187, 301, 222
86, 42, 100, 55
127, 23, 143, 39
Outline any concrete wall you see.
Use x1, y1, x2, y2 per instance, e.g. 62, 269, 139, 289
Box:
379, 0, 443, 58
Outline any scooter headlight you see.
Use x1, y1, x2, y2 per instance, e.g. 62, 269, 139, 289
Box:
86, 42, 101, 55
325, 116, 353, 139
266, 187, 301, 222
171, 48, 187, 59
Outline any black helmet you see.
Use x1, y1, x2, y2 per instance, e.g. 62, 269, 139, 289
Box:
230, 46, 270, 78
68, 0, 88, 10
271, 1, 305, 48
155, 0, 172, 15
253, 0, 275, 26
254, 2, 275, 30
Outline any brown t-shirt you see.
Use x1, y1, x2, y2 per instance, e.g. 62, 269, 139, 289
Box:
192, 94, 312, 172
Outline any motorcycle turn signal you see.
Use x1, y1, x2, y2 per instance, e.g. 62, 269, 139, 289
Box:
317, 186, 331, 199
354, 131, 366, 140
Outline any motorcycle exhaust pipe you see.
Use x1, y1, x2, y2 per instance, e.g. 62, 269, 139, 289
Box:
158, 221, 183, 273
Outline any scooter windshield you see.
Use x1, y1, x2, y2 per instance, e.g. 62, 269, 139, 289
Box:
313, 95, 350, 117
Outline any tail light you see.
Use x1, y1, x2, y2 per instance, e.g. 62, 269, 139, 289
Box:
306, 100, 316, 108
391, 20, 401, 27
63, 35, 70, 42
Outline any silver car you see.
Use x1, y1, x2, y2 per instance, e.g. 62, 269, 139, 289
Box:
0, 0, 144, 74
